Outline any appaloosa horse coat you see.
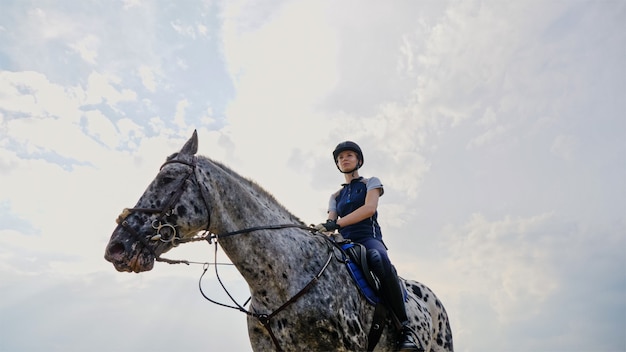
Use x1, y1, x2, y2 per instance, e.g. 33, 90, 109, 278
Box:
105, 131, 453, 351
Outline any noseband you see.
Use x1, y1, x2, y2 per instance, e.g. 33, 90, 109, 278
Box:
115, 156, 212, 261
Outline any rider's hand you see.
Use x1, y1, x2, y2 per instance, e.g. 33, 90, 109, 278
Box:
314, 219, 340, 233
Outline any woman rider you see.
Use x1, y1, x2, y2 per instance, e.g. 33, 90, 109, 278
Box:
314, 141, 419, 352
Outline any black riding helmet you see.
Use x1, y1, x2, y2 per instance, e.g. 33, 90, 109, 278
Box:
333, 141, 363, 173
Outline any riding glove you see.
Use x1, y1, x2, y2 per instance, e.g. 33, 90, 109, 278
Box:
314, 219, 340, 232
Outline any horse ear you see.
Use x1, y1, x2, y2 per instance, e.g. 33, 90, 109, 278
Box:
180, 130, 199, 156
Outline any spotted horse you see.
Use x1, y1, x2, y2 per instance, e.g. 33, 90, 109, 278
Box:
104, 131, 453, 352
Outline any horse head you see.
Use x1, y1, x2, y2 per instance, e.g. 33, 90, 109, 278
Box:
104, 130, 211, 273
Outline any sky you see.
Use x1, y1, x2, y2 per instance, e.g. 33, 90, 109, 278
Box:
0, 0, 624, 351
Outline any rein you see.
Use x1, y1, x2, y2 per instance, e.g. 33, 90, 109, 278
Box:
198, 230, 335, 352
114, 156, 335, 352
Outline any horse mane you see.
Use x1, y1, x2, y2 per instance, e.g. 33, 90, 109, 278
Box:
195, 155, 305, 225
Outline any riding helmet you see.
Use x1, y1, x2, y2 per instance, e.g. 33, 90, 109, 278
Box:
333, 141, 364, 169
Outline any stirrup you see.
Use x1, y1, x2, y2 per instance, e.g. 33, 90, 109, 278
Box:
397, 326, 422, 352
398, 338, 420, 352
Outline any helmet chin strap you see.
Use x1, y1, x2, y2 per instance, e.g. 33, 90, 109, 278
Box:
337, 161, 362, 175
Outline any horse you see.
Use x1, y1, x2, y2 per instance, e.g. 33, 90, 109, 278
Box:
104, 131, 453, 352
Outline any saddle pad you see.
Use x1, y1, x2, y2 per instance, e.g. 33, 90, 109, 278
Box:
341, 243, 380, 305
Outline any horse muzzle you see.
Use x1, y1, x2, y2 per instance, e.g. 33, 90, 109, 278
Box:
104, 228, 156, 273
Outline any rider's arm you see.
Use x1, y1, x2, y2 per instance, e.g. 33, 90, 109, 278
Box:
336, 188, 381, 228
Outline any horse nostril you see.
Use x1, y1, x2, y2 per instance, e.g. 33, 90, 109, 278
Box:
105, 242, 126, 262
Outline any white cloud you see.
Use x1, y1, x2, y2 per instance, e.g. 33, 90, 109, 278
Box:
137, 65, 158, 92
436, 212, 558, 347
467, 124, 508, 149
0, 69, 139, 165
121, 0, 142, 10
478, 107, 497, 126
29, 7, 76, 40
222, 1, 339, 109
197, 23, 209, 36
176, 57, 190, 70
0, 145, 19, 172
445, 212, 559, 320
83, 110, 119, 148
85, 71, 137, 106
116, 118, 144, 140
171, 20, 207, 39
69, 34, 100, 64
0, 71, 83, 122
199, 105, 217, 126
174, 98, 189, 128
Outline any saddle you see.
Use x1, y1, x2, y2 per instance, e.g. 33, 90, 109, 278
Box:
341, 241, 381, 304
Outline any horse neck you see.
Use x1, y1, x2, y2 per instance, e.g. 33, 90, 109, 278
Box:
199, 159, 317, 296
199, 158, 300, 233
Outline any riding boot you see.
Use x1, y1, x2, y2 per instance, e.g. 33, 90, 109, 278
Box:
397, 322, 421, 352
366, 249, 421, 352
383, 266, 421, 352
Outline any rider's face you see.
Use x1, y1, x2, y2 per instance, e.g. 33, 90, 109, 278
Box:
336, 151, 359, 172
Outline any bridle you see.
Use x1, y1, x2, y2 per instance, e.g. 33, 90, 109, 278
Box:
114, 156, 336, 352
115, 156, 212, 261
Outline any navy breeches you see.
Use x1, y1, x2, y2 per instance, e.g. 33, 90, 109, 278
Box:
356, 237, 393, 278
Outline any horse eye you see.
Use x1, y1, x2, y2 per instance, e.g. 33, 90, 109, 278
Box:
159, 177, 174, 186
